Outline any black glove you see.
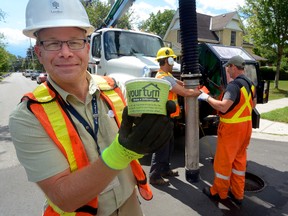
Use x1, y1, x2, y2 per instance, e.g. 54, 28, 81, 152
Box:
166, 100, 177, 116
118, 101, 175, 154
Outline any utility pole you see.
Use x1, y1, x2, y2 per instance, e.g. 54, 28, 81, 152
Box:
29, 38, 35, 70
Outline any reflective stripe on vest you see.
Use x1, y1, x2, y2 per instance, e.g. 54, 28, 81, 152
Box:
155, 71, 180, 118
23, 75, 152, 215
94, 76, 125, 127
92, 76, 153, 201
220, 85, 254, 124
24, 82, 97, 216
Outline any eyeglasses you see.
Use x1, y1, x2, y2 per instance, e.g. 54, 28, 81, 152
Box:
39, 39, 87, 51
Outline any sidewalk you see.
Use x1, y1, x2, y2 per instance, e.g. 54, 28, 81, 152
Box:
252, 97, 288, 141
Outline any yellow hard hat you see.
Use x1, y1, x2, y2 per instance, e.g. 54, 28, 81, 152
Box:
156, 47, 177, 61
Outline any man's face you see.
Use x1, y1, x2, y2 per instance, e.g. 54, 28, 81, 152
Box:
34, 27, 90, 85
226, 64, 236, 79
225, 66, 233, 83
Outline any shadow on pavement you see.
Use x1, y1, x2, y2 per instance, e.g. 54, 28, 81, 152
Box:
0, 125, 12, 142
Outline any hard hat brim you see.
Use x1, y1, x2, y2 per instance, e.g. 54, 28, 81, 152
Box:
156, 54, 177, 61
23, 20, 95, 38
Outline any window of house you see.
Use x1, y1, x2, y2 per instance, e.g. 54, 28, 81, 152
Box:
231, 31, 236, 46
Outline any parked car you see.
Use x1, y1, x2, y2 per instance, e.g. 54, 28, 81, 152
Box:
24, 69, 33, 78
36, 72, 47, 84
31, 71, 41, 80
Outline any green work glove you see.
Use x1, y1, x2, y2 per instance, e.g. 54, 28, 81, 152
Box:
101, 102, 175, 170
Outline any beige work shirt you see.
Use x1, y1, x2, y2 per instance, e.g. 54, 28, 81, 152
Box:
9, 72, 136, 216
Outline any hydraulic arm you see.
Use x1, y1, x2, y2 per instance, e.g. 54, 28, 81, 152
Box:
99, 0, 135, 29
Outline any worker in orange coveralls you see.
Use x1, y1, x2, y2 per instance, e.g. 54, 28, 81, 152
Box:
198, 55, 257, 205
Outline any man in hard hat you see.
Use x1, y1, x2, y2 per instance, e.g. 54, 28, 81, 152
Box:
149, 47, 201, 186
9, 0, 174, 215
199, 55, 257, 205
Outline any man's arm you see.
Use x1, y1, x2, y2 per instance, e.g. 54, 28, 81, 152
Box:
206, 97, 234, 113
171, 83, 201, 97
38, 106, 174, 212
175, 79, 184, 86
37, 158, 119, 212
252, 97, 257, 109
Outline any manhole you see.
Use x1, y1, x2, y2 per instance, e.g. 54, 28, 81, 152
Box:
244, 172, 265, 192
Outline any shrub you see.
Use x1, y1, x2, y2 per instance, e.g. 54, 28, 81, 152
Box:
259, 66, 288, 80
259, 67, 275, 80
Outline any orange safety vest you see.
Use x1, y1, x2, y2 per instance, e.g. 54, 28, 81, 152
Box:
219, 77, 255, 123
22, 75, 153, 216
155, 70, 180, 118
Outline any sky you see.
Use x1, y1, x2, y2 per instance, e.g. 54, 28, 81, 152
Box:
0, 0, 245, 58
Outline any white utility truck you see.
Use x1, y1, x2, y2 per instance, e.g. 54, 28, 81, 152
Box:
87, 0, 180, 85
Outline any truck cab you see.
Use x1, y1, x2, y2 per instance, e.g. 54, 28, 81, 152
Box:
88, 28, 181, 85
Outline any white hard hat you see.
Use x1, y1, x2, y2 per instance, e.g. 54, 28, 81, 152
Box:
23, 0, 95, 38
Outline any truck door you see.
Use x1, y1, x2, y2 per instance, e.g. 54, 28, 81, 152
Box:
89, 33, 105, 75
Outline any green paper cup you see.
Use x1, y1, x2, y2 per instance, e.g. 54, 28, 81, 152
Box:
125, 78, 171, 116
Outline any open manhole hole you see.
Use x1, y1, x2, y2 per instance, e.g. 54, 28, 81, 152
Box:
244, 172, 265, 192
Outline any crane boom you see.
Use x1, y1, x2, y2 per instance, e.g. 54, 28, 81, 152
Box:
100, 0, 135, 29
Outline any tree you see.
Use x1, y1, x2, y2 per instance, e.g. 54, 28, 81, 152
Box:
0, 47, 10, 72
26, 47, 42, 70
0, 9, 9, 72
10, 56, 25, 72
82, 0, 133, 30
0, 9, 6, 47
239, 0, 288, 89
138, 9, 175, 38
0, 9, 5, 22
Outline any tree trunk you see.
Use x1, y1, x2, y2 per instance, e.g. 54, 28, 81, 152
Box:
274, 46, 283, 89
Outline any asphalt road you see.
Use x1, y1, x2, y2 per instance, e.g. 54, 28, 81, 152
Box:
0, 73, 287, 216
0, 73, 44, 216
139, 135, 288, 216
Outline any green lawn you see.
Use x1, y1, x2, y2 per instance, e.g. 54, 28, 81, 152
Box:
261, 107, 288, 123
261, 80, 288, 123
267, 80, 288, 100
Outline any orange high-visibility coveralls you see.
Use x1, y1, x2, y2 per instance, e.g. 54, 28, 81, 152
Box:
210, 78, 255, 200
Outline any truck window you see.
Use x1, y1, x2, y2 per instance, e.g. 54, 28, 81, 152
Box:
91, 35, 101, 58
244, 64, 258, 86
103, 31, 164, 60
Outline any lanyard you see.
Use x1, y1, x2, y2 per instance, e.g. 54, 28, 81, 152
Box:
62, 95, 101, 155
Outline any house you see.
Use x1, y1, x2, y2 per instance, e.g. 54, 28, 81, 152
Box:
163, 9, 266, 63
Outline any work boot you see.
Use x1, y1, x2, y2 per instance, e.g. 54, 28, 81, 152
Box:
202, 187, 220, 200
149, 176, 170, 186
228, 191, 243, 205
161, 169, 179, 178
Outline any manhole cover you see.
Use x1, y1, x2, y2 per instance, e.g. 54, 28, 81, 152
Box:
245, 172, 265, 192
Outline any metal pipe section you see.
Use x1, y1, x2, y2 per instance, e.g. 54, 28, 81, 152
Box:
179, 0, 201, 183
183, 75, 200, 183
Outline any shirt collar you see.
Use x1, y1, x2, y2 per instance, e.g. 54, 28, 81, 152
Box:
47, 71, 100, 103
